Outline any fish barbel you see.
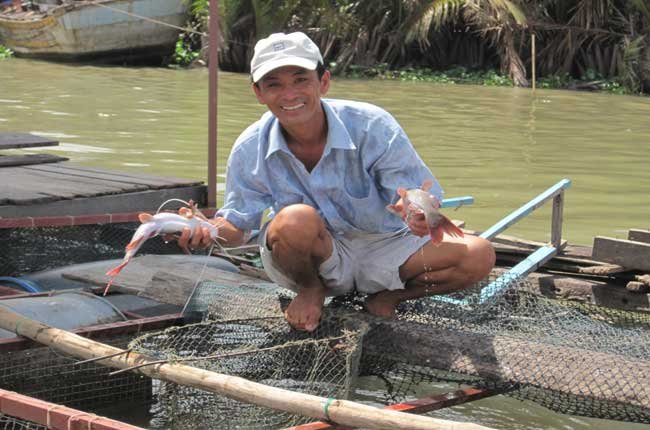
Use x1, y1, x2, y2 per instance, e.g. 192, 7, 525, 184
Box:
103, 208, 219, 295
388, 179, 464, 245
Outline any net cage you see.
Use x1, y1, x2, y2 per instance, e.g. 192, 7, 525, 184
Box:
0, 221, 181, 278
130, 314, 364, 429
124, 274, 650, 427
3, 222, 650, 427
0, 334, 152, 413
0, 413, 46, 430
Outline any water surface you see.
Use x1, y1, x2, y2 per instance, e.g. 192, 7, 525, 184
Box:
2, 59, 649, 245
1, 58, 649, 429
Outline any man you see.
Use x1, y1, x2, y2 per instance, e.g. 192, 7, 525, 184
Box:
181, 32, 495, 332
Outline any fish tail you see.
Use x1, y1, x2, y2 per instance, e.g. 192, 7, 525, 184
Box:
105, 260, 128, 278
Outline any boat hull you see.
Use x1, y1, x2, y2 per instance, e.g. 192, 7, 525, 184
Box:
0, 0, 188, 61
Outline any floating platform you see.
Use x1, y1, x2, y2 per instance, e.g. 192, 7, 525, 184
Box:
0, 133, 206, 218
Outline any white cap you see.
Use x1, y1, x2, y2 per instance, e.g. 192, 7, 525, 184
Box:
250, 32, 323, 83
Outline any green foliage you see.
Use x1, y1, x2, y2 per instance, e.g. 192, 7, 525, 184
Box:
172, 37, 199, 66
0, 45, 13, 59
340, 64, 516, 87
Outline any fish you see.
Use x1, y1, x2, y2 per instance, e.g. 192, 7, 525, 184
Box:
387, 179, 464, 245
103, 206, 220, 295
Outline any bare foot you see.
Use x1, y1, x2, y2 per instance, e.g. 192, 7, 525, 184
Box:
284, 285, 327, 332
364, 291, 400, 318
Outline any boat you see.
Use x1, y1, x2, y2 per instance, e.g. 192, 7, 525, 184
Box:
0, 0, 188, 62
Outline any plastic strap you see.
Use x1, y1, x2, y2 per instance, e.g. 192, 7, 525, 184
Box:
323, 397, 336, 422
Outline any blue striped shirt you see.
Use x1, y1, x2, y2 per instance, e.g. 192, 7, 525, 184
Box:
217, 98, 442, 235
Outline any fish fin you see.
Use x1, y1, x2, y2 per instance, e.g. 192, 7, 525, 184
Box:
429, 226, 444, 246
439, 215, 465, 238
138, 212, 153, 223
421, 179, 433, 191
125, 237, 144, 251
396, 187, 407, 198
385, 204, 399, 215
179, 207, 194, 219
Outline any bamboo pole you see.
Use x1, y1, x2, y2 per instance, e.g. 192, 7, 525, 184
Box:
0, 307, 493, 430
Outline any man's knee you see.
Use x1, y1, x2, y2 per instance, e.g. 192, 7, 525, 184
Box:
463, 236, 496, 283
267, 204, 331, 260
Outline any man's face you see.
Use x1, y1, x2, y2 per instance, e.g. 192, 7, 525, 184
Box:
253, 66, 330, 128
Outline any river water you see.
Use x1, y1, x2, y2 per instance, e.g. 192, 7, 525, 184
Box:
1, 59, 650, 429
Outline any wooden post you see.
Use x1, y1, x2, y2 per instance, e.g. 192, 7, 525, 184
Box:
207, 0, 219, 208
531, 33, 536, 92
0, 307, 494, 430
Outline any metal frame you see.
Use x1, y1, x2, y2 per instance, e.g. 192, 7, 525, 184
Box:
436, 179, 572, 306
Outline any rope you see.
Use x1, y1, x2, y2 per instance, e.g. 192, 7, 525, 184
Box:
67, 412, 89, 430
46, 405, 65, 429
92, 2, 206, 37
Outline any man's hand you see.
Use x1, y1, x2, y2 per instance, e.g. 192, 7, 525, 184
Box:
175, 223, 218, 254
388, 198, 429, 237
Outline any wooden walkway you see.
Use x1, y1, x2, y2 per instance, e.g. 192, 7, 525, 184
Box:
0, 133, 206, 218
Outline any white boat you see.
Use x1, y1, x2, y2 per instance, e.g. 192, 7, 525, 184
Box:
0, 0, 188, 62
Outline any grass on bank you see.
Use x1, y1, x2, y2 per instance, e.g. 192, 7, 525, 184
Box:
0, 45, 13, 59
338, 63, 634, 95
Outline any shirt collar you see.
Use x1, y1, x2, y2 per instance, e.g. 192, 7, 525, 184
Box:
264, 99, 356, 160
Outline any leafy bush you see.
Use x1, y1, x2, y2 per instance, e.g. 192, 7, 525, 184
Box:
0, 45, 13, 59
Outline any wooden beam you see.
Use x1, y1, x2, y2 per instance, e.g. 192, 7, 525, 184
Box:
283, 387, 496, 430
592, 236, 650, 272
0, 388, 143, 430
0, 154, 68, 167
0, 307, 494, 430
629, 229, 650, 244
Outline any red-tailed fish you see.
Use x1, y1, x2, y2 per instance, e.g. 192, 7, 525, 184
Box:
387, 179, 464, 245
103, 207, 219, 295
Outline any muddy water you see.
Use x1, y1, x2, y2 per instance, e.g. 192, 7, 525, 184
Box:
1, 58, 650, 429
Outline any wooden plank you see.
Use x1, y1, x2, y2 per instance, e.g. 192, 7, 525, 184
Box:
285, 388, 495, 430
0, 185, 206, 217
25, 163, 202, 188
0, 389, 145, 430
0, 168, 152, 204
592, 236, 650, 272
629, 229, 650, 244
0, 132, 58, 149
0, 153, 68, 167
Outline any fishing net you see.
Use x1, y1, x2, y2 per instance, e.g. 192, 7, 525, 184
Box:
125, 270, 650, 427
0, 334, 152, 412
0, 413, 46, 430
130, 283, 364, 429
0, 222, 179, 277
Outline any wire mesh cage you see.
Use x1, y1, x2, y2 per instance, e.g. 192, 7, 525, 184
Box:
0, 413, 47, 430
0, 335, 152, 413
0, 222, 182, 278
130, 315, 364, 430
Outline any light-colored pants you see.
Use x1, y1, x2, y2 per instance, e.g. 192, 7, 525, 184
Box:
259, 224, 430, 296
